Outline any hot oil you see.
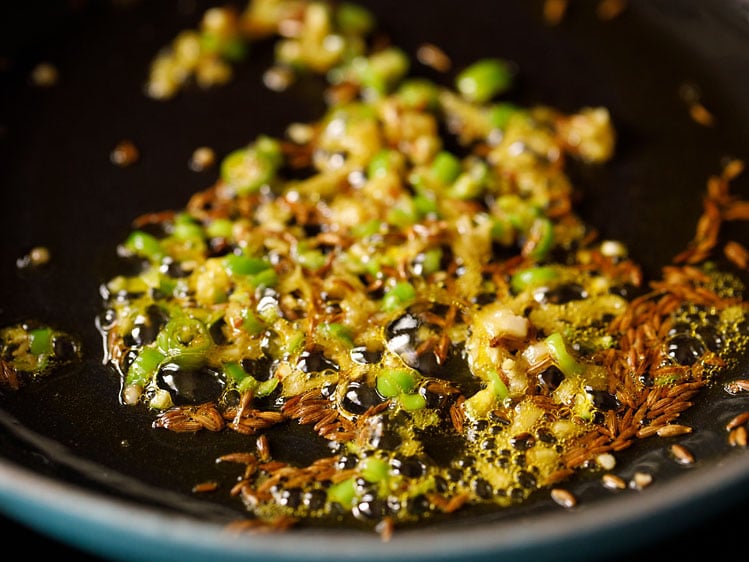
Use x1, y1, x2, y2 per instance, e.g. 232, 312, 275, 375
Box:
2, 0, 749, 539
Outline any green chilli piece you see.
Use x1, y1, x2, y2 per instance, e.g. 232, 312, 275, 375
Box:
526, 217, 555, 261
28, 327, 52, 356
327, 477, 356, 509
413, 193, 438, 217
224, 254, 271, 276
447, 159, 490, 200
361, 457, 390, 483
368, 149, 404, 179
223, 361, 247, 384
496, 195, 540, 231
490, 216, 515, 246
223, 362, 279, 404
224, 253, 277, 288
545, 332, 584, 377
456, 58, 514, 104
255, 377, 279, 397
510, 265, 560, 293
242, 309, 266, 336
397, 78, 439, 111
386, 198, 419, 228
126, 346, 166, 387
399, 392, 427, 411
206, 218, 234, 240
381, 281, 416, 312
376, 367, 418, 398
172, 213, 205, 241
414, 247, 442, 276
235, 369, 279, 397
249, 268, 278, 289
122, 230, 164, 262
376, 368, 426, 411
317, 322, 354, 346
199, 31, 248, 62
351, 219, 382, 238
220, 135, 282, 195
296, 246, 327, 271
430, 151, 462, 186
335, 2, 376, 35
156, 315, 212, 368
158, 275, 177, 297
352, 47, 410, 96
486, 369, 510, 401
0, 324, 79, 375
367, 149, 391, 179
220, 37, 249, 62
487, 102, 520, 130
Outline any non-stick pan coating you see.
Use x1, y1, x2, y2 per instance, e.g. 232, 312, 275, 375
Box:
1, 1, 749, 560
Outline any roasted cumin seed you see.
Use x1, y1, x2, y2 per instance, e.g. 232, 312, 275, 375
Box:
601, 473, 627, 490
656, 424, 693, 438
688, 102, 715, 127
670, 444, 695, 465
724, 241, 749, 270
726, 411, 749, 431
192, 480, 219, 493
224, 516, 297, 535
110, 139, 139, 167
256, 434, 271, 462
596, 0, 628, 20
550, 488, 577, 508
543, 0, 569, 25
629, 471, 653, 490
375, 517, 395, 542
724, 380, 749, 395
728, 426, 748, 448
416, 43, 452, 72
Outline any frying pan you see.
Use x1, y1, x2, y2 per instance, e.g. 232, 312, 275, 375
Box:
2, 0, 749, 560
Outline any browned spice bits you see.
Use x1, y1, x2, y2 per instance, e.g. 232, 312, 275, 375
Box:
110, 139, 140, 167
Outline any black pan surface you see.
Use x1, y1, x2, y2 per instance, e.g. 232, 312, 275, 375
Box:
1, 1, 749, 560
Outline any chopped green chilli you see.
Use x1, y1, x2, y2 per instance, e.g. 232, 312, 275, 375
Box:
0, 323, 81, 389
94, 0, 749, 538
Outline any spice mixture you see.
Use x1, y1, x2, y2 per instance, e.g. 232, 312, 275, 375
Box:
5, 0, 749, 538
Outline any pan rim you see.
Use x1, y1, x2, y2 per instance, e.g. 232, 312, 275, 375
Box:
2, 448, 749, 561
